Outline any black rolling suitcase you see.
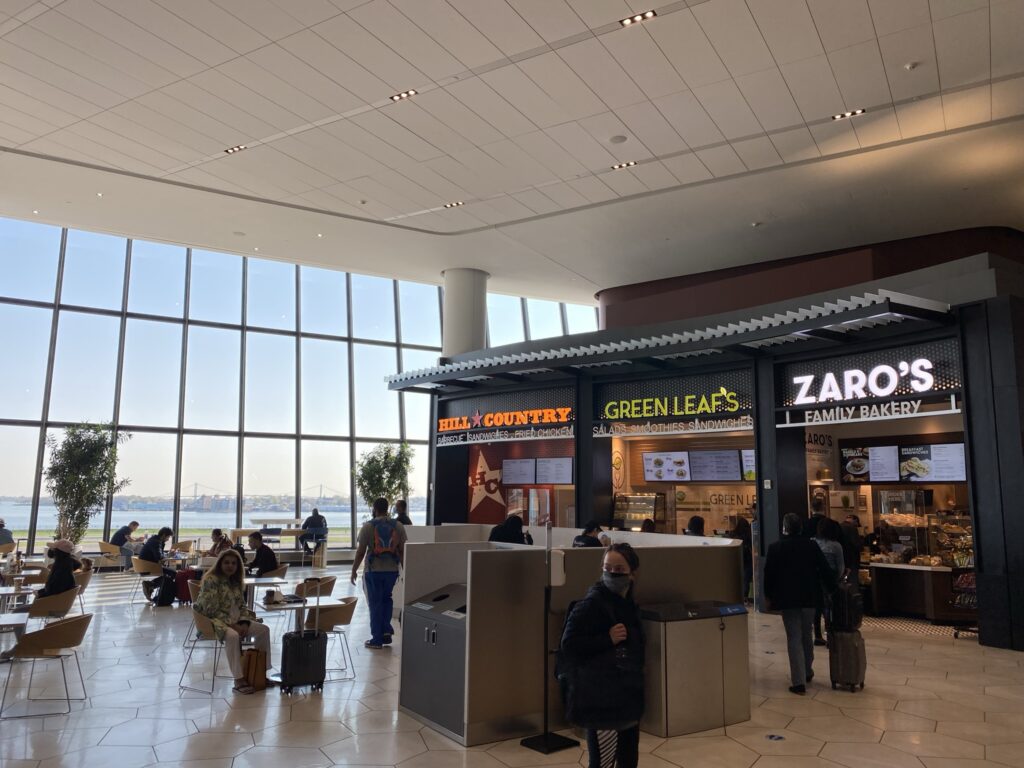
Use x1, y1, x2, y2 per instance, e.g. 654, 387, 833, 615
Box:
279, 577, 328, 693
828, 629, 867, 692
830, 578, 863, 632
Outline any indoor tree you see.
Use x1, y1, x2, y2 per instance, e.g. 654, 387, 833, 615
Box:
44, 423, 131, 545
354, 442, 412, 515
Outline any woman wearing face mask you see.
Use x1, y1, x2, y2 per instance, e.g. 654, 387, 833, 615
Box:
1, 540, 79, 660
558, 543, 644, 768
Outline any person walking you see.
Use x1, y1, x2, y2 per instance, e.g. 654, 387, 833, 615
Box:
764, 513, 837, 694
813, 517, 846, 645
558, 543, 644, 768
351, 498, 406, 649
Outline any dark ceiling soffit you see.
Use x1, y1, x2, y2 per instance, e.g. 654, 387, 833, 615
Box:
388, 301, 922, 392
796, 328, 850, 344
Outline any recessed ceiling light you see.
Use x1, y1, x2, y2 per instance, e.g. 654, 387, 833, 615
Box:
443, 201, 464, 208
96, 192, 103, 198
224, 144, 247, 154
831, 109, 865, 120
253, 247, 259, 252
391, 89, 417, 101
620, 9, 655, 26
317, 233, 323, 238
32, 209, 38, 214
611, 161, 637, 170
610, 134, 627, 144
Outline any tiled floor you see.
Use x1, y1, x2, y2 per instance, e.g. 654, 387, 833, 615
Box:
2, 569, 1023, 768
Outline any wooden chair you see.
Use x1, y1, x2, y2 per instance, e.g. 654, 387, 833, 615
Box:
0, 543, 15, 557
0, 613, 92, 719
294, 575, 336, 599
97, 541, 126, 570
129, 557, 164, 603
182, 580, 202, 648
73, 571, 92, 612
179, 610, 252, 695
172, 540, 193, 554
21, 567, 48, 586
28, 587, 80, 626
304, 597, 357, 681
262, 564, 288, 580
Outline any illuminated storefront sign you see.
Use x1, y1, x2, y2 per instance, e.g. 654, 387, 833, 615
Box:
791, 358, 935, 405
435, 387, 575, 446
438, 407, 572, 432
601, 390, 741, 419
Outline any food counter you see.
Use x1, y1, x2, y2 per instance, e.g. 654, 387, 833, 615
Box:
870, 562, 976, 623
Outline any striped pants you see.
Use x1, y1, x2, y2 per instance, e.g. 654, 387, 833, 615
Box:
585, 725, 639, 768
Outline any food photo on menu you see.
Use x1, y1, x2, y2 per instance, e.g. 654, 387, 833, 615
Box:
841, 447, 869, 483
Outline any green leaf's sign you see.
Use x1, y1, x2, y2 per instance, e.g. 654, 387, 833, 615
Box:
601, 390, 741, 420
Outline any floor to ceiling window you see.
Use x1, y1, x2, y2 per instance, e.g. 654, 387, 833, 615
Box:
0, 215, 598, 553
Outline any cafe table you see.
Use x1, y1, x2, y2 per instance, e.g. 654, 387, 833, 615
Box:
0, 613, 28, 648
244, 577, 287, 609
0, 585, 34, 613
260, 596, 343, 633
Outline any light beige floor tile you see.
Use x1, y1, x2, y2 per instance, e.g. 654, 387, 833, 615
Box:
138, 699, 232, 720
882, 732, 986, 758
986, 687, 1024, 703
738, 706, 793, 729
153, 733, 254, 762
984, 741, 1024, 767
253, 721, 354, 748
0, 760, 40, 768
419, 727, 472, 751
486, 736, 586, 767
844, 709, 937, 732
360, 689, 401, 710
146, 760, 233, 768
898, 700, 987, 722
653, 735, 758, 768
231, 746, 332, 768
920, 760, 1018, 768
936, 722, 1024, 745
725, 726, 824, 756
638, 732, 666, 753
192, 707, 290, 733
787, 715, 883, 742
42, 707, 138, 731
762, 698, 843, 717
941, 694, 1024, 714
100, 719, 197, 745
752, 759, 847, 768
399, 751, 512, 768
819, 741, 928, 768
321, 731, 427, 765
37, 745, 157, 768
0, 729, 109, 761
985, 713, 1024, 731
864, 685, 939, 701
345, 709, 425, 734
813, 691, 898, 710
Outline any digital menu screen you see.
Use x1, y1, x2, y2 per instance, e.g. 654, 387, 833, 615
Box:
689, 450, 742, 482
899, 444, 966, 482
501, 459, 536, 485
842, 446, 899, 483
642, 452, 690, 482
536, 457, 573, 485
741, 450, 756, 481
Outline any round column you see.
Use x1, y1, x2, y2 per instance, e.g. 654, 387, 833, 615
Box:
441, 268, 489, 357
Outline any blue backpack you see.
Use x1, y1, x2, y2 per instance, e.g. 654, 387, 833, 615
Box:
368, 518, 400, 564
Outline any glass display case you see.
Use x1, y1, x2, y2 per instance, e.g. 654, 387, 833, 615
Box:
927, 512, 974, 567
613, 493, 665, 531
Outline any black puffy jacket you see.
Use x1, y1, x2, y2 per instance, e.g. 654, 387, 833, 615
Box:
558, 581, 645, 729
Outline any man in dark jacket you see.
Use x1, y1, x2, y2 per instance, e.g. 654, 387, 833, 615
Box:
764, 513, 837, 694
487, 515, 533, 545
299, 508, 328, 554
246, 531, 279, 576
572, 521, 604, 548
841, 515, 863, 579
140, 526, 174, 601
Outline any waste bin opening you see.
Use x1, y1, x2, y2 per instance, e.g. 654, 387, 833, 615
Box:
432, 593, 449, 602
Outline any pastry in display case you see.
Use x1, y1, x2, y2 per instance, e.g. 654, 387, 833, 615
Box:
927, 512, 974, 567
613, 493, 666, 531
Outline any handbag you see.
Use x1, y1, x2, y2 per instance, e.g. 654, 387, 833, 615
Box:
242, 648, 267, 691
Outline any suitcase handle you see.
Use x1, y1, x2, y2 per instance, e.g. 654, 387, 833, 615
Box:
431, 628, 436, 646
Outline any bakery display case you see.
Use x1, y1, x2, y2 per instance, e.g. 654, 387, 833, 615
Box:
613, 493, 665, 531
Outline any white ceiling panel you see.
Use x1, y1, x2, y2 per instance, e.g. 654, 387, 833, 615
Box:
565, 0, 632, 28
511, 131, 590, 181
279, 30, 391, 105
166, 166, 256, 197
269, 0, 343, 26
613, 101, 688, 155
0, 101, 54, 139
151, 0, 270, 52
55, 0, 206, 79
691, 0, 776, 77
567, 175, 619, 204
95, 0, 236, 66
600, 167, 647, 196
273, 129, 388, 182
136, 90, 245, 146
87, 111, 207, 165
781, 55, 846, 121
453, 147, 527, 195
629, 160, 681, 191
850, 106, 901, 146
512, 188, 561, 215
19, 135, 110, 170
211, 0, 305, 40
65, 122, 183, 173
246, 45, 364, 117
806, 0, 876, 52
446, 0, 546, 58
693, 80, 763, 140
942, 84, 992, 129
747, 0, 825, 65
480, 64, 572, 128
992, 75, 1024, 119
867, 0, 932, 36
387, 102, 477, 157
509, 0, 589, 44
480, 138, 560, 188
545, 122, 619, 171
877, 25, 941, 101
473, 194, 536, 222
660, 152, 714, 184
389, 159, 471, 201
0, 1, 36, 18
929, 0, 989, 20
809, 120, 860, 155
0, 38, 123, 108
0, 118, 36, 146
644, 8, 730, 90
731, 136, 783, 170
895, 94, 946, 138
0, 59, 103, 120
829, 41, 893, 109
348, 0, 466, 81
538, 180, 591, 208
414, 88, 504, 147
218, 57, 336, 124
558, 37, 646, 110
735, 68, 804, 132
188, 70, 307, 133
351, 109, 446, 162
991, 0, 1024, 79
318, 181, 401, 220
600, 27, 688, 100
390, 0, 504, 70
932, 9, 991, 89
445, 76, 539, 138
424, 155, 499, 199
654, 89, 725, 147
695, 144, 746, 177
769, 127, 821, 162
313, 12, 428, 92
345, 174, 427, 214
457, 199, 515, 226
322, 117, 420, 168
28, 11, 178, 91
578, 111, 652, 161
0, 80, 77, 130
518, 52, 607, 122
225, 145, 335, 195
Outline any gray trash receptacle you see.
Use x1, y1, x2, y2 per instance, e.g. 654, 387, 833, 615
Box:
640, 601, 750, 737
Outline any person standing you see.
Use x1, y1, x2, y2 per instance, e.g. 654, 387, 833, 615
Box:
393, 500, 413, 526
840, 515, 863, 579
812, 518, 846, 645
351, 498, 406, 649
559, 543, 644, 768
764, 513, 836, 695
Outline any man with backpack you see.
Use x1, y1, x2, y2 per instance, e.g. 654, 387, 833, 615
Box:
350, 498, 407, 649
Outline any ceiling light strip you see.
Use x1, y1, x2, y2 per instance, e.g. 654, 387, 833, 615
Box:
391, 89, 418, 102
620, 9, 656, 26
831, 109, 865, 121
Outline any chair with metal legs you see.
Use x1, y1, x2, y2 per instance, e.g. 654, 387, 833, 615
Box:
304, 597, 357, 681
129, 557, 164, 604
0, 614, 93, 719
182, 580, 202, 649
179, 610, 254, 694
72, 571, 92, 613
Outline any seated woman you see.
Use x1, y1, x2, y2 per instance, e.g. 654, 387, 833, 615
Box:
1, 539, 79, 659
193, 549, 272, 695
202, 529, 232, 558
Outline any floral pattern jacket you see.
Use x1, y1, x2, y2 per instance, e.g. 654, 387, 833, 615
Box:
193, 574, 254, 640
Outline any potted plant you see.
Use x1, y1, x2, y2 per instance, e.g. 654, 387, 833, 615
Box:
354, 443, 412, 517
44, 423, 130, 546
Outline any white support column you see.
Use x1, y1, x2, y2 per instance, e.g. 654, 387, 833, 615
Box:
441, 268, 488, 357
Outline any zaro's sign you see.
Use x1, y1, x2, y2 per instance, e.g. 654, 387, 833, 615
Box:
792, 358, 935, 405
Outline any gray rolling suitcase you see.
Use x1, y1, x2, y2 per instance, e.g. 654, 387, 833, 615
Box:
279, 577, 328, 694
828, 629, 866, 692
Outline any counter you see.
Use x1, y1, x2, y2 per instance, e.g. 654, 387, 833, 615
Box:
870, 563, 976, 623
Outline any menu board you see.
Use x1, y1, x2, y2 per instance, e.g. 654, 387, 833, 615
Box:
642, 452, 690, 482
900, 443, 966, 482
689, 450, 742, 482
741, 450, 756, 481
842, 446, 898, 483
502, 459, 535, 485
536, 457, 573, 485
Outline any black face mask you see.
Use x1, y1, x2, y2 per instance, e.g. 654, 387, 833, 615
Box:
602, 571, 631, 596
47, 549, 56, 559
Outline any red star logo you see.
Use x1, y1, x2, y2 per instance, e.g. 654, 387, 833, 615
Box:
471, 409, 483, 428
